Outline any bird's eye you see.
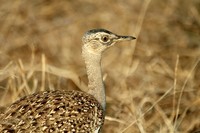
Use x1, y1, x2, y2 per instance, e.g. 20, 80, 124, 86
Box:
101, 36, 109, 42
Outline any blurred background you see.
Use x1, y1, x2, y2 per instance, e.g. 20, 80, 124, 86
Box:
0, 0, 200, 132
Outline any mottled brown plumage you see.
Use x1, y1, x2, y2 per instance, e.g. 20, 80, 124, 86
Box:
0, 29, 135, 133
0, 90, 104, 133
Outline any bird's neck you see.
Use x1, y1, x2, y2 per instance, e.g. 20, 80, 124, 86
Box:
82, 46, 106, 111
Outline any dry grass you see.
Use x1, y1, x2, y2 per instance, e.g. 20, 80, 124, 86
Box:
0, 0, 200, 133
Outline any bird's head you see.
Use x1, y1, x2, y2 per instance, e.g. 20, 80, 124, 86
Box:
82, 29, 136, 55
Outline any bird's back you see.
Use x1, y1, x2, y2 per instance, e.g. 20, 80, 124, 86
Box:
0, 90, 104, 133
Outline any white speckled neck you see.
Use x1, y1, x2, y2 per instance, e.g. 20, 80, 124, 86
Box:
82, 45, 106, 111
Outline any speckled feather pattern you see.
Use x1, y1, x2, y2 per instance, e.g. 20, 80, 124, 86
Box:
0, 29, 135, 133
0, 90, 104, 133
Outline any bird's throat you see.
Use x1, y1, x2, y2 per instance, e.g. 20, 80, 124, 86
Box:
82, 46, 106, 111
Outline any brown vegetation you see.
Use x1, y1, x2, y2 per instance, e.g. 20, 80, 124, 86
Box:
0, 0, 200, 132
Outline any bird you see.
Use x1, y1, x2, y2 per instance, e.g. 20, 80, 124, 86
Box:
0, 29, 136, 133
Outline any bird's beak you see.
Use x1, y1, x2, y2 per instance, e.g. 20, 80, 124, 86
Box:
114, 35, 136, 42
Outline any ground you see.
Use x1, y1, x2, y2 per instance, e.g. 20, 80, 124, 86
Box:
0, 0, 200, 133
